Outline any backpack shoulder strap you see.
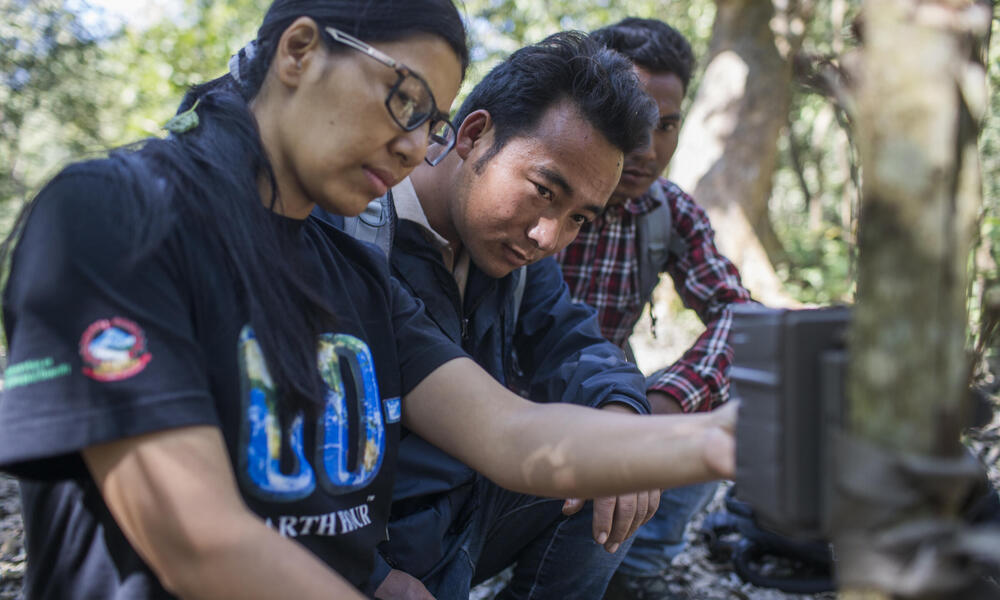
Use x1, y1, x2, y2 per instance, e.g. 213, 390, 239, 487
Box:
646, 180, 686, 260
636, 183, 674, 300
340, 190, 396, 258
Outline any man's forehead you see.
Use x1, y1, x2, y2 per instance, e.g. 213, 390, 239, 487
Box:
497, 100, 622, 197
529, 135, 621, 178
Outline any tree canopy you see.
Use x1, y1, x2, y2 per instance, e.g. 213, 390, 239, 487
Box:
1, 0, 997, 317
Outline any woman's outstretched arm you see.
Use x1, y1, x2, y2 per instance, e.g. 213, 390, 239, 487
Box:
403, 357, 735, 500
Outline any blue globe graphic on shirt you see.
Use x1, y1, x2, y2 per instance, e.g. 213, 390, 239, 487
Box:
88, 327, 137, 363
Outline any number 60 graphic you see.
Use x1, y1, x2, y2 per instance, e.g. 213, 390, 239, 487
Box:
237, 326, 387, 501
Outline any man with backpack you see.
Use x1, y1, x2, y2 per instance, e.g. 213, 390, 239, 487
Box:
553, 18, 755, 598
323, 32, 669, 599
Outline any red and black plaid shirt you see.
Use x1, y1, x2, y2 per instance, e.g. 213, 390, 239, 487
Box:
556, 179, 753, 413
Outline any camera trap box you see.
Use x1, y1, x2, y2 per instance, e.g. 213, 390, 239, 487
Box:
731, 304, 850, 538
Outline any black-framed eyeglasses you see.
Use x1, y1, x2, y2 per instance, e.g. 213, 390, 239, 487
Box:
325, 26, 457, 167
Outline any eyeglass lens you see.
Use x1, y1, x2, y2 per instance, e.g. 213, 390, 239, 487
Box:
425, 120, 456, 165
389, 75, 434, 129
387, 73, 456, 165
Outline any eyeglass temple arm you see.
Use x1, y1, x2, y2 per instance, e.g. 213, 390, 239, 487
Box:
325, 27, 400, 70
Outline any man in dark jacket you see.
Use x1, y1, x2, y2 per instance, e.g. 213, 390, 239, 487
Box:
332, 32, 664, 600
556, 19, 754, 598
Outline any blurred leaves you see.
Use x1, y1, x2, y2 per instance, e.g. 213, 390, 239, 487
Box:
105, 0, 268, 140
0, 0, 996, 316
459, 0, 715, 103
0, 0, 109, 218
0, 0, 267, 222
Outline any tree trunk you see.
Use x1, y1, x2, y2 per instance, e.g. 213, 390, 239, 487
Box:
669, 0, 798, 306
837, 0, 991, 597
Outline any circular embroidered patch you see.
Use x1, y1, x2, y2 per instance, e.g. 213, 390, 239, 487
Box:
79, 317, 152, 382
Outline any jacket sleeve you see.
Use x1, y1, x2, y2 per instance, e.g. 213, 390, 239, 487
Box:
514, 257, 650, 414
646, 186, 754, 413
365, 553, 393, 595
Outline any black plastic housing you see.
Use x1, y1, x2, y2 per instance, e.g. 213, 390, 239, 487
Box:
731, 304, 850, 537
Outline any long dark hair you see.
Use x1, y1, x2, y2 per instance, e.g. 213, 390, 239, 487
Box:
1, 0, 468, 416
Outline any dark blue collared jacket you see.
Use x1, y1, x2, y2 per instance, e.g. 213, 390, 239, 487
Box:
318, 205, 649, 588
381, 218, 648, 578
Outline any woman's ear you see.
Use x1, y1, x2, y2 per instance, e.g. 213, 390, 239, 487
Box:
455, 110, 493, 160
273, 16, 324, 88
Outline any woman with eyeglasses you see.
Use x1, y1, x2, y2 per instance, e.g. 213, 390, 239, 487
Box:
0, 1, 735, 598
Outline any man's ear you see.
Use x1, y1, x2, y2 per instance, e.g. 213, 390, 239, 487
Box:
454, 110, 493, 160
273, 16, 324, 88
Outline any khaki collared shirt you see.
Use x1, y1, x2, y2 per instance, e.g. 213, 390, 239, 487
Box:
391, 177, 471, 301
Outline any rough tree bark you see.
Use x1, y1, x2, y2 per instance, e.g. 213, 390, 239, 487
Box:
669, 0, 802, 306
838, 0, 991, 597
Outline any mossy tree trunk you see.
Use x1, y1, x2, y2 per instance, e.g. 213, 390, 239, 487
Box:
838, 0, 991, 597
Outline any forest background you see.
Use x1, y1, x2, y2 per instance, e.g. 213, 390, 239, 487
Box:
2, 0, 998, 373
1, 1, 999, 597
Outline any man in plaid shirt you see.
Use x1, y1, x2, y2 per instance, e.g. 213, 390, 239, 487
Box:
555, 18, 754, 599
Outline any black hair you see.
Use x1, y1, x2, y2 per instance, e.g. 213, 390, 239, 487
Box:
454, 31, 657, 166
1, 0, 468, 418
590, 18, 694, 93
232, 0, 469, 102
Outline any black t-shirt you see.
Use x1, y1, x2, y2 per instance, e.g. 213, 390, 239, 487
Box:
0, 162, 466, 597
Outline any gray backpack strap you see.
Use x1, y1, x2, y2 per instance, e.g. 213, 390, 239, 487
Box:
636, 183, 678, 302
647, 181, 686, 259
341, 190, 396, 258
636, 183, 687, 338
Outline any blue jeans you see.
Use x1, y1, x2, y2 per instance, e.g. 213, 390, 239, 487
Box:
419, 477, 631, 599
616, 482, 718, 577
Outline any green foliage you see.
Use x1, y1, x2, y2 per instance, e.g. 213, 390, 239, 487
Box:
774, 221, 855, 304
969, 15, 1000, 364
462, 0, 714, 56
0, 0, 996, 318
162, 98, 201, 134
102, 0, 268, 142
459, 0, 715, 104
764, 0, 864, 305
771, 88, 860, 305
979, 17, 1000, 268
0, 0, 113, 218
0, 0, 268, 215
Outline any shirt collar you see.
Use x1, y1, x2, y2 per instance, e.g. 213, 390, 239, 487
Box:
621, 190, 662, 216
391, 177, 465, 291
601, 186, 663, 222
393, 177, 451, 250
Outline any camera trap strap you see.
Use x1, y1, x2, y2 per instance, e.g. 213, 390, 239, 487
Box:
830, 430, 1000, 597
